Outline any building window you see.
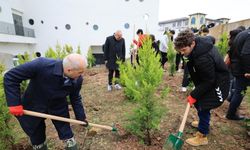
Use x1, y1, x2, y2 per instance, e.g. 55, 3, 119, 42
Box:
139, 0, 144, 2
172, 22, 176, 27
55, 26, 58, 30
93, 24, 98, 30
65, 24, 71, 30
41, 20, 44, 24
177, 21, 181, 27
200, 17, 204, 24
191, 17, 196, 25
124, 23, 130, 29
185, 21, 188, 26
12, 13, 24, 36
85, 22, 89, 25
29, 19, 34, 25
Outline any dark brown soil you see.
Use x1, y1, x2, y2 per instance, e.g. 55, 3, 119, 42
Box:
12, 65, 250, 150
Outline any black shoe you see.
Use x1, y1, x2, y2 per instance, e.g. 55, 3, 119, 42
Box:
226, 114, 245, 120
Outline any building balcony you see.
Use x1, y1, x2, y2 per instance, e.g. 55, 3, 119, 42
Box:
0, 21, 36, 44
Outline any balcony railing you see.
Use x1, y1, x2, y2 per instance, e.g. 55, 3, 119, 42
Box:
0, 21, 35, 38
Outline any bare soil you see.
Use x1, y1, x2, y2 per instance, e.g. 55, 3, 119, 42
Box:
12, 65, 250, 150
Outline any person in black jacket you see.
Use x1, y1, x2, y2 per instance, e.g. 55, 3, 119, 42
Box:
226, 28, 250, 120
104, 30, 126, 91
174, 30, 229, 146
224, 27, 245, 102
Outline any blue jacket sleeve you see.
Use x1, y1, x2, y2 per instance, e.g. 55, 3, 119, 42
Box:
4, 58, 42, 107
69, 76, 86, 121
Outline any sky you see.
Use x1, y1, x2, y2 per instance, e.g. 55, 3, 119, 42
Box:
159, 0, 250, 23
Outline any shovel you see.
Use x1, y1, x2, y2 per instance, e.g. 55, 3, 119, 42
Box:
23, 110, 117, 132
164, 103, 191, 150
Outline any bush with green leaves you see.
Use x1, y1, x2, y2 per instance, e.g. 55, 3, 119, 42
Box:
76, 45, 82, 54
45, 47, 57, 59
216, 32, 229, 57
167, 35, 176, 76
0, 64, 15, 149
45, 43, 81, 60
119, 37, 165, 145
87, 47, 96, 68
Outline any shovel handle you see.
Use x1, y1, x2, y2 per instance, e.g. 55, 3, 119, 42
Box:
23, 110, 113, 131
178, 103, 191, 133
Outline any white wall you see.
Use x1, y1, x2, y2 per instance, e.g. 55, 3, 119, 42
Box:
0, 52, 14, 70
6, 0, 160, 58
0, 42, 35, 55
0, 0, 14, 23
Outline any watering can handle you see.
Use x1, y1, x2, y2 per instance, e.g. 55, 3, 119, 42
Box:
23, 110, 114, 131
178, 103, 191, 132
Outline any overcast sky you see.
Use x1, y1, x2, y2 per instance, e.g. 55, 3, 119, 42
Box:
159, 0, 250, 23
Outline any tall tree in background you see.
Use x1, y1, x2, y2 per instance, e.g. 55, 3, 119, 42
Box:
216, 32, 229, 57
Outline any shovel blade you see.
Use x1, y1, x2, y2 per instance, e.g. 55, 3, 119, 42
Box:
164, 133, 184, 150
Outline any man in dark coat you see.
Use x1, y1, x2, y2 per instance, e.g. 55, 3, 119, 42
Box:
104, 30, 126, 91
226, 28, 250, 120
174, 30, 229, 146
4, 54, 88, 150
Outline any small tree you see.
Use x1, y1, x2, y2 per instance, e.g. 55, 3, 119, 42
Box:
87, 47, 95, 68
119, 37, 165, 145
0, 64, 15, 149
216, 32, 229, 57
64, 44, 73, 54
76, 45, 81, 54
167, 35, 176, 76
45, 47, 57, 59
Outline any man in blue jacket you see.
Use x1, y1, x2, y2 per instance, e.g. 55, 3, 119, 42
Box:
4, 54, 88, 150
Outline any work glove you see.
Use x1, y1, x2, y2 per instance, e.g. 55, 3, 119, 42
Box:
9, 105, 24, 116
187, 95, 197, 106
82, 119, 89, 127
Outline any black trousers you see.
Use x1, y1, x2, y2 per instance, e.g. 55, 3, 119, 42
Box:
182, 64, 190, 87
108, 69, 120, 85
161, 51, 168, 68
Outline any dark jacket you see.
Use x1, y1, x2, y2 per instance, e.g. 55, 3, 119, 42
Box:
4, 57, 86, 120
104, 35, 126, 70
228, 29, 245, 76
187, 37, 230, 110
232, 29, 250, 75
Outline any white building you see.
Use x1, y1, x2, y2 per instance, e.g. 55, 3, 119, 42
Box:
0, 0, 160, 67
159, 13, 230, 35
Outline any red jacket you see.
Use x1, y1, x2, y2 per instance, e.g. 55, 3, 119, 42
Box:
133, 34, 146, 48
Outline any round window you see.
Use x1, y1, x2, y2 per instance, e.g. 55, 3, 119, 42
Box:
29, 19, 34, 25
55, 26, 58, 30
41, 20, 44, 24
65, 24, 71, 30
93, 24, 99, 30
124, 23, 130, 29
